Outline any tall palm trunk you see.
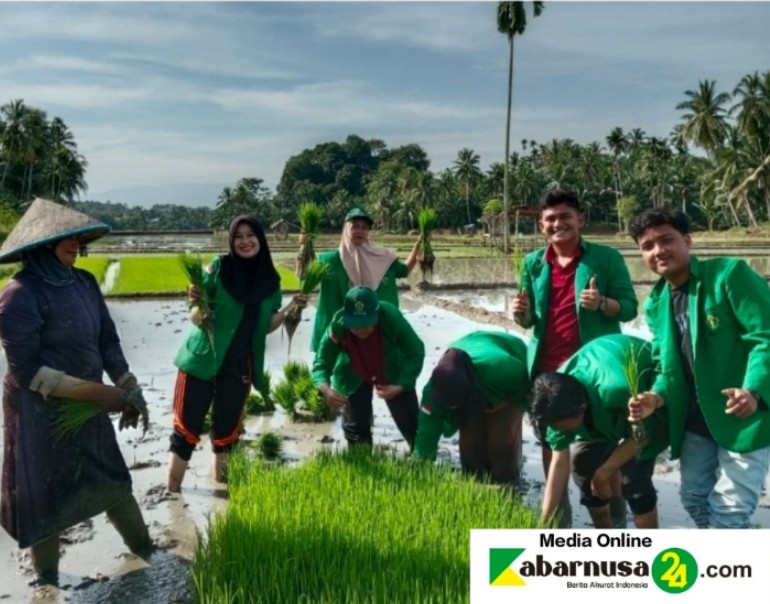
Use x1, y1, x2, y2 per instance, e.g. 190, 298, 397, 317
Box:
502, 37, 514, 253
465, 180, 471, 224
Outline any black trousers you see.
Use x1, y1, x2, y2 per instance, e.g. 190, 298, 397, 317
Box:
169, 365, 251, 461
458, 404, 523, 486
342, 383, 419, 449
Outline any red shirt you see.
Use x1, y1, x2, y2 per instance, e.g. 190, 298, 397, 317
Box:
536, 245, 583, 374
342, 322, 387, 385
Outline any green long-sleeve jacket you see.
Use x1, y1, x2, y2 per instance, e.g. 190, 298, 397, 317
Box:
413, 331, 530, 461
311, 301, 425, 395
646, 257, 770, 458
310, 249, 408, 352
174, 256, 282, 390
519, 239, 638, 376
545, 334, 669, 462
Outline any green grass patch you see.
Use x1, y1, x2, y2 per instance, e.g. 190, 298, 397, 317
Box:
76, 256, 111, 285
193, 448, 542, 603
109, 255, 300, 295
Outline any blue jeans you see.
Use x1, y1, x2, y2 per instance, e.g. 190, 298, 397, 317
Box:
679, 430, 770, 529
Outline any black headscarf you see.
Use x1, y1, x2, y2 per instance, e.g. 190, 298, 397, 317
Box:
219, 215, 280, 305
219, 216, 280, 370
428, 348, 488, 427
21, 242, 75, 287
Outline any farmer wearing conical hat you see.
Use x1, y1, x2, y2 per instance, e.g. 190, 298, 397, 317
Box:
0, 198, 152, 585
308, 207, 422, 352
413, 330, 530, 488
169, 215, 307, 492
312, 286, 425, 448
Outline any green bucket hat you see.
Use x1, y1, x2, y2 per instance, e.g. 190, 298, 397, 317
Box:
344, 207, 373, 226
341, 286, 380, 329
0, 197, 110, 264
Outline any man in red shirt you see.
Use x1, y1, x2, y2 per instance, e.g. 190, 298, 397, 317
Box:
511, 190, 638, 527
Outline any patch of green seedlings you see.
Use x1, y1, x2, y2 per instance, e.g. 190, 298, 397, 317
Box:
623, 340, 650, 457
193, 447, 543, 604
245, 370, 275, 415
52, 399, 101, 443
295, 202, 324, 280
512, 242, 526, 288
256, 431, 283, 461
76, 256, 111, 285
178, 252, 216, 352
272, 361, 333, 422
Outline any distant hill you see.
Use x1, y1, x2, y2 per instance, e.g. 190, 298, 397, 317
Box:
88, 182, 225, 209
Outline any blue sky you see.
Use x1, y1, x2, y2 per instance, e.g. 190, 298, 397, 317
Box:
1, 1, 768, 207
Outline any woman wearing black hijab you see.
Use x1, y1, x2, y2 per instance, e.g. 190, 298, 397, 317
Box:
167, 215, 305, 491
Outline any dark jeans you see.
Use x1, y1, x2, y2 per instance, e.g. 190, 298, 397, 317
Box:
343, 383, 418, 449
571, 440, 657, 516
169, 366, 251, 461
459, 404, 523, 486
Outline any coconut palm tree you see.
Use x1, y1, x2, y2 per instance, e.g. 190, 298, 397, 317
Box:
676, 79, 731, 157
497, 1, 544, 252
452, 147, 482, 225
0, 99, 29, 194
606, 126, 627, 230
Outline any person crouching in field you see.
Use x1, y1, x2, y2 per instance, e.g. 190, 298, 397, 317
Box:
312, 285, 425, 449
168, 215, 306, 492
531, 334, 668, 529
412, 331, 530, 489
628, 208, 770, 529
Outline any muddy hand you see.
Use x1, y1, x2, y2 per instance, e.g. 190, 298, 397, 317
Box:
292, 294, 309, 310
124, 387, 150, 435
188, 284, 200, 304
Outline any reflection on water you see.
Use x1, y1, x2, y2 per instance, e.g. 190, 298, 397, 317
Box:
406, 255, 770, 286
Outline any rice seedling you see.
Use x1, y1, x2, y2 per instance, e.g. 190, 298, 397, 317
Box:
193, 447, 542, 603
284, 260, 329, 356
295, 202, 324, 280
178, 252, 215, 351
512, 241, 526, 289
273, 380, 298, 420
295, 375, 335, 421
622, 341, 649, 457
256, 431, 283, 461
52, 399, 101, 443
283, 360, 311, 383
417, 208, 438, 282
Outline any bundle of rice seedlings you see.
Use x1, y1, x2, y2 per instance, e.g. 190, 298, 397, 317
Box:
512, 242, 526, 289
283, 360, 311, 383
622, 342, 647, 457
178, 252, 215, 351
256, 431, 283, 461
417, 208, 438, 282
273, 380, 298, 420
295, 202, 323, 280
284, 260, 329, 356
52, 399, 101, 443
296, 375, 335, 421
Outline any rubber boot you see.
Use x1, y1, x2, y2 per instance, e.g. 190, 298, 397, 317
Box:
166, 451, 188, 493
212, 452, 228, 484
106, 495, 153, 559
610, 495, 628, 529
30, 534, 60, 586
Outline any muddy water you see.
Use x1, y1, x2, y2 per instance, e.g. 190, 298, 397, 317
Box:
1, 296, 769, 603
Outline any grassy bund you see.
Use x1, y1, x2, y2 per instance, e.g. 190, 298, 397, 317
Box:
193, 448, 541, 604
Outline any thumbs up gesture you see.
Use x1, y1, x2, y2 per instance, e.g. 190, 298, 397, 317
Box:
580, 275, 603, 311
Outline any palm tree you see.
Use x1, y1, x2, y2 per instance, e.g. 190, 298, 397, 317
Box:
452, 147, 482, 225
497, 1, 544, 252
606, 126, 627, 230
676, 79, 731, 157
0, 99, 29, 194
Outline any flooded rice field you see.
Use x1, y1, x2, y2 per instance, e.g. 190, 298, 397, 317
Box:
1, 294, 769, 603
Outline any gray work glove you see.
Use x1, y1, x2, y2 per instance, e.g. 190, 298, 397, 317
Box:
117, 373, 150, 435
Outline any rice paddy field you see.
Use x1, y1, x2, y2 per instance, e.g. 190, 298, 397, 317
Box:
193, 448, 542, 604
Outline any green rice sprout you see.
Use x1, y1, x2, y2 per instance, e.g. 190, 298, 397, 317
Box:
52, 399, 101, 443
512, 242, 526, 288
622, 342, 647, 457
284, 261, 330, 356
256, 431, 283, 461
296, 375, 335, 421
417, 208, 438, 282
273, 380, 298, 420
295, 202, 324, 280
178, 252, 215, 352
284, 360, 311, 383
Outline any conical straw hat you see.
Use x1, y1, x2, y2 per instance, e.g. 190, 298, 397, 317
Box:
0, 197, 110, 264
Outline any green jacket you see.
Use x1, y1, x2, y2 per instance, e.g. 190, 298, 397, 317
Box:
646, 256, 770, 458
546, 334, 668, 462
311, 301, 425, 396
174, 256, 282, 389
519, 239, 638, 376
413, 331, 530, 461
310, 249, 408, 352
